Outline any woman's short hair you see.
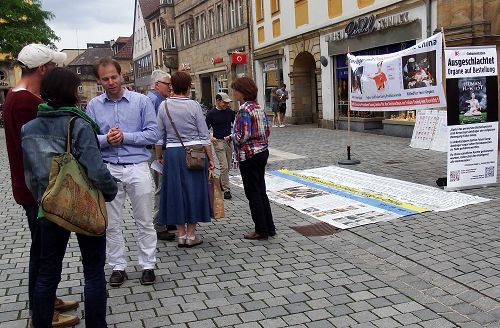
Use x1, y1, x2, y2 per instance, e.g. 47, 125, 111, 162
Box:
171, 71, 192, 94
231, 76, 258, 101
41, 67, 81, 107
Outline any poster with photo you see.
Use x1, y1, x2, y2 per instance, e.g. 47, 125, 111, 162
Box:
445, 46, 498, 190
348, 33, 446, 111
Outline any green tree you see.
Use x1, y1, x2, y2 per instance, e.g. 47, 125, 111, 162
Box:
0, 0, 59, 56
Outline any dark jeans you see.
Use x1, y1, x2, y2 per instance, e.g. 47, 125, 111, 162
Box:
23, 204, 39, 314
32, 218, 107, 328
239, 149, 275, 236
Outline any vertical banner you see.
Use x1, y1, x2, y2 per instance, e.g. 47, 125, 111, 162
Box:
347, 33, 446, 111
445, 46, 498, 190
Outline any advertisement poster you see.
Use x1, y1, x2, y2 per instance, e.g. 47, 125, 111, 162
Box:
230, 166, 489, 229
445, 46, 498, 190
348, 33, 446, 111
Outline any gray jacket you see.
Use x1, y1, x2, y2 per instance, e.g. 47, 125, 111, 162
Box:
22, 111, 118, 203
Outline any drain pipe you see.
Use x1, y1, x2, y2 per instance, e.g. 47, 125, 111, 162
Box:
426, 0, 432, 37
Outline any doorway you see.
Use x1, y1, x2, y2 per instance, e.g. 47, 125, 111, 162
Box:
292, 52, 317, 123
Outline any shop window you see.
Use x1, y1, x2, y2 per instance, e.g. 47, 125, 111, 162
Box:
270, 0, 280, 15
258, 26, 265, 43
294, 0, 308, 27
272, 19, 280, 38
357, 0, 375, 8
255, 0, 264, 23
328, 0, 342, 18
262, 59, 283, 110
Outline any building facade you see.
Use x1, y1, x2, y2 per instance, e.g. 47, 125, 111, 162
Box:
173, 0, 251, 109
251, 0, 439, 137
133, 0, 156, 93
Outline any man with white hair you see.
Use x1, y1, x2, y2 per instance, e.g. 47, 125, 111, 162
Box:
146, 70, 175, 241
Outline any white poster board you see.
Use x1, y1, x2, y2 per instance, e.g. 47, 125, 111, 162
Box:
445, 46, 498, 190
348, 33, 446, 111
410, 109, 447, 152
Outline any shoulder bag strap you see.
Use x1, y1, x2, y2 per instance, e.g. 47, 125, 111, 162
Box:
66, 117, 78, 153
164, 101, 187, 151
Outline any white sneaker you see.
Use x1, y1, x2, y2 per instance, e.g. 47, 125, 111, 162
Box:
272, 125, 278, 127
279, 124, 285, 128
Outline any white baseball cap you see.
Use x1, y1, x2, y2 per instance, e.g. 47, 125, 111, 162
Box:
216, 92, 232, 103
17, 44, 67, 68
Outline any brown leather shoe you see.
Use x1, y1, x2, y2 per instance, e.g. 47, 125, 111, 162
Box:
244, 232, 268, 240
52, 311, 80, 327
54, 298, 79, 312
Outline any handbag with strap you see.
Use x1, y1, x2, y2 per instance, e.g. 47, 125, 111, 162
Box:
41, 117, 108, 236
165, 101, 206, 170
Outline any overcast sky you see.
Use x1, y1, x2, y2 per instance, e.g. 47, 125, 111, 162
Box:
40, 0, 135, 50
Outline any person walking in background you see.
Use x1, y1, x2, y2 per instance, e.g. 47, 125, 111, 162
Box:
228, 76, 275, 240
270, 87, 280, 127
156, 71, 215, 248
146, 69, 175, 241
276, 83, 288, 127
22, 67, 118, 328
3, 44, 80, 327
206, 92, 235, 200
86, 58, 159, 287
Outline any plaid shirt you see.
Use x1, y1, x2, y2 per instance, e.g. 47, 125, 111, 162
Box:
232, 101, 270, 162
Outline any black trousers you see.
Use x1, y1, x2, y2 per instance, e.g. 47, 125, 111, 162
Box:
239, 149, 275, 236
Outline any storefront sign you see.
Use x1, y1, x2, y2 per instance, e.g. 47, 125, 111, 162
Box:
326, 11, 412, 42
179, 63, 191, 71
344, 15, 375, 38
263, 60, 278, 72
227, 46, 245, 55
445, 46, 498, 190
231, 53, 247, 65
211, 57, 223, 64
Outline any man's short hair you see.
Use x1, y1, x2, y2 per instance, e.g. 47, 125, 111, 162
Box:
151, 69, 171, 88
93, 57, 121, 78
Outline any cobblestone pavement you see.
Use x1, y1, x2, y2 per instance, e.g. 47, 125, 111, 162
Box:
1, 124, 500, 328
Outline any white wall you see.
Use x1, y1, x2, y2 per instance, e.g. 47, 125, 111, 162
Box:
132, 2, 151, 61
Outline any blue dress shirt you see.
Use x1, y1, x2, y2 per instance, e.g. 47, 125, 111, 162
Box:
146, 89, 165, 115
86, 89, 159, 164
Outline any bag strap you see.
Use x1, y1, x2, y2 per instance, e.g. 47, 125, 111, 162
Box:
66, 117, 78, 153
164, 101, 188, 151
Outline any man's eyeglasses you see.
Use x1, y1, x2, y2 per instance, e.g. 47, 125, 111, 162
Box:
157, 81, 171, 86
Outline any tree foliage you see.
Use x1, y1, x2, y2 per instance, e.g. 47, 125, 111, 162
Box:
0, 0, 59, 56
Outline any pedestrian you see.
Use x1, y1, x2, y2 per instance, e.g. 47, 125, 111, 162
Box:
227, 76, 275, 240
205, 92, 236, 200
86, 57, 159, 287
156, 71, 215, 248
146, 69, 176, 241
22, 67, 118, 328
276, 82, 288, 127
270, 87, 280, 127
3, 43, 80, 327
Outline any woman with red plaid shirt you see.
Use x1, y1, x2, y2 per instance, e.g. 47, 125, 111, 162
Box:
225, 77, 275, 240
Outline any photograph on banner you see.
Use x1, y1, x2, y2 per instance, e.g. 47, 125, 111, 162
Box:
445, 46, 498, 190
348, 33, 446, 111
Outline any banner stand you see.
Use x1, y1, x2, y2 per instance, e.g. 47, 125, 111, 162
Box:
339, 47, 361, 166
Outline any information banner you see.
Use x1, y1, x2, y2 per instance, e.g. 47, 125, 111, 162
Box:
348, 33, 446, 111
445, 46, 498, 190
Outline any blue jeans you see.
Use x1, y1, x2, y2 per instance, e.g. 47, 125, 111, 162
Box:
32, 218, 107, 328
23, 205, 39, 314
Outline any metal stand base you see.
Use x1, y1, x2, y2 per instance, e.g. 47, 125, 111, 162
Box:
338, 159, 361, 165
338, 145, 361, 165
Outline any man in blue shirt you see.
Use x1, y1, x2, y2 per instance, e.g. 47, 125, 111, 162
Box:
146, 70, 175, 241
87, 58, 159, 287
205, 92, 236, 200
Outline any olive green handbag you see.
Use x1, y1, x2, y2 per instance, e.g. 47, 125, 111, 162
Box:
41, 117, 108, 236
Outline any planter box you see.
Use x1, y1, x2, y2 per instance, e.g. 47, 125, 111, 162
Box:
337, 117, 383, 132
